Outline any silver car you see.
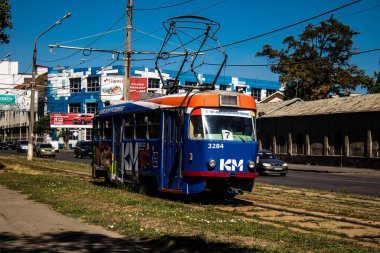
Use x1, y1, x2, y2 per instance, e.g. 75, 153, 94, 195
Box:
35, 143, 56, 158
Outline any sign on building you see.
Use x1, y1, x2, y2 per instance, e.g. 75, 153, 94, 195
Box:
101, 76, 123, 101
0, 90, 37, 111
130, 77, 148, 92
50, 113, 94, 129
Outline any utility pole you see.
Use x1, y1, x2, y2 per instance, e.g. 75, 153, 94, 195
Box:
27, 13, 71, 161
123, 0, 133, 101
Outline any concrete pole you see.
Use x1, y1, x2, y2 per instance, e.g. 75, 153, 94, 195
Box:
123, 0, 133, 101
367, 129, 372, 158
27, 13, 71, 161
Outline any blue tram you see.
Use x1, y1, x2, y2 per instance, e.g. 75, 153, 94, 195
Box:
92, 90, 259, 195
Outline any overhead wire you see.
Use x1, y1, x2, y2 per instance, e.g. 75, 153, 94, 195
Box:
134, 0, 193, 11
39, 11, 127, 63
202, 0, 363, 53
203, 48, 380, 67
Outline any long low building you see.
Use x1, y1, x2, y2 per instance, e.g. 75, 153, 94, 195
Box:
256, 94, 380, 169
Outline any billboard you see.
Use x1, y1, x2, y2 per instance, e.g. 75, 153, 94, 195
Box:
130, 77, 147, 92
100, 76, 148, 101
101, 76, 123, 101
0, 90, 37, 111
50, 113, 94, 129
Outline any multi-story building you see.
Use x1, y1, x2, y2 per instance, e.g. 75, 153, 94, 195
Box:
0, 61, 45, 142
46, 65, 279, 147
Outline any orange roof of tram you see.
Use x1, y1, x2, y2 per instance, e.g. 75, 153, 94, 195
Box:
146, 91, 256, 110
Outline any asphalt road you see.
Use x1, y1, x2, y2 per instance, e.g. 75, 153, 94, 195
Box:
256, 170, 380, 197
1, 148, 379, 197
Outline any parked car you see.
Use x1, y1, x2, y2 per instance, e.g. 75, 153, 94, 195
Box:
16, 140, 29, 152
74, 141, 93, 158
72, 114, 93, 125
257, 150, 288, 176
0, 142, 8, 150
6, 141, 13, 149
35, 143, 56, 158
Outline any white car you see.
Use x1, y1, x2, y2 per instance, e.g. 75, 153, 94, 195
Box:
16, 140, 28, 152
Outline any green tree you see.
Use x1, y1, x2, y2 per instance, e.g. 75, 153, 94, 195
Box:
34, 115, 53, 135
364, 71, 380, 94
57, 128, 70, 149
256, 17, 371, 100
0, 0, 12, 44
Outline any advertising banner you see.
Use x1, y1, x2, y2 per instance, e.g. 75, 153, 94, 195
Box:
50, 113, 94, 129
100, 76, 148, 101
130, 77, 148, 92
0, 95, 15, 105
0, 90, 37, 111
101, 76, 123, 101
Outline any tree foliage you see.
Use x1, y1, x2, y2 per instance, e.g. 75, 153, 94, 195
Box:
57, 128, 70, 149
256, 17, 371, 100
0, 0, 12, 44
364, 71, 380, 94
34, 115, 53, 135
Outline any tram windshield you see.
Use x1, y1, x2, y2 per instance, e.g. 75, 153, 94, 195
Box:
189, 108, 255, 141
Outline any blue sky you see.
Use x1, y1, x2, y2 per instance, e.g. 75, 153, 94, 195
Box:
1, 0, 380, 82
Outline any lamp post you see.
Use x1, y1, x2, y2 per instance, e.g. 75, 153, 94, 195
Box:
27, 13, 71, 161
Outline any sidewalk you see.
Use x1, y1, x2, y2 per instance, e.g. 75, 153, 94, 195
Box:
288, 163, 380, 176
0, 185, 188, 252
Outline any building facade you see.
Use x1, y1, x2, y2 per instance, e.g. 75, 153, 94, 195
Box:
257, 94, 380, 169
0, 61, 44, 142
47, 65, 280, 146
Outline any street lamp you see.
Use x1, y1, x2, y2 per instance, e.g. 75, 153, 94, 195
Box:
27, 13, 71, 161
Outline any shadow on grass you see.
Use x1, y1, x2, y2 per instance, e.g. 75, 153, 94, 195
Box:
0, 231, 262, 252
91, 180, 254, 207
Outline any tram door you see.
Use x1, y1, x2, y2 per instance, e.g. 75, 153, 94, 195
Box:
113, 116, 123, 180
162, 111, 181, 189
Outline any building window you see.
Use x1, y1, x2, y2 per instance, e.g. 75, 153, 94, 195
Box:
185, 81, 197, 86
70, 78, 81, 93
87, 76, 100, 92
235, 86, 246, 92
86, 102, 98, 114
69, 103, 81, 113
148, 78, 160, 89
86, 129, 92, 140
267, 89, 276, 96
251, 88, 261, 101
69, 131, 78, 140
219, 85, 227, 90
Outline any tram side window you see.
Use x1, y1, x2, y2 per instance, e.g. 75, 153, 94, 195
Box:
147, 111, 160, 139
103, 119, 112, 140
135, 112, 147, 139
189, 109, 203, 139
124, 114, 135, 139
93, 120, 102, 140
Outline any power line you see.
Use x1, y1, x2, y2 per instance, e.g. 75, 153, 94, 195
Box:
134, 0, 193, 11
204, 47, 380, 67
203, 0, 363, 53
40, 12, 127, 63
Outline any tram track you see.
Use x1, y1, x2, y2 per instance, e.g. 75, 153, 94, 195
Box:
1, 155, 379, 248
212, 195, 380, 248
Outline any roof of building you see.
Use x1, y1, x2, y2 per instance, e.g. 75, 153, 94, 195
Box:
260, 91, 285, 103
257, 93, 380, 118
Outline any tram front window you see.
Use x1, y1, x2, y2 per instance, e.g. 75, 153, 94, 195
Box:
189, 108, 255, 141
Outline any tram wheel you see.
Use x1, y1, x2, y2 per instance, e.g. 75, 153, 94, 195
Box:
104, 172, 111, 186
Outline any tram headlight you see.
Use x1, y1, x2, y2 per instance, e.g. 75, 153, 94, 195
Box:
247, 160, 255, 169
208, 159, 216, 169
